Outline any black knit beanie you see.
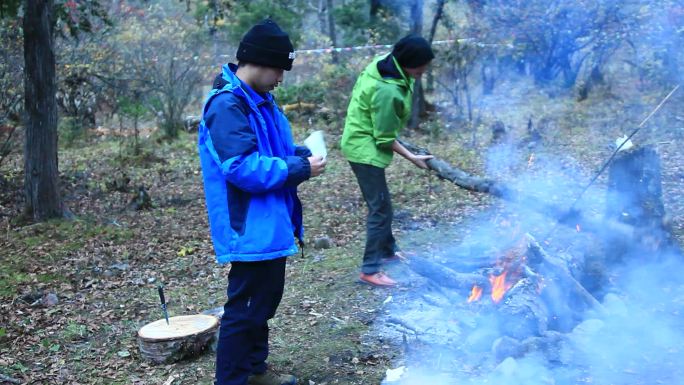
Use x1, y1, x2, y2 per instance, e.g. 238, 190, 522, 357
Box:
236, 19, 295, 71
392, 34, 434, 69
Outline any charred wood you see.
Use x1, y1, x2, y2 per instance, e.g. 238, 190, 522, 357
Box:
498, 277, 549, 339
525, 234, 605, 313
407, 255, 489, 291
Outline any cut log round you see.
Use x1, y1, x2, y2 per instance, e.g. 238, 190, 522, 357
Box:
137, 314, 219, 364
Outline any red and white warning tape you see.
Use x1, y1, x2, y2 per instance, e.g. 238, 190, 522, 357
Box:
292, 38, 511, 55
218, 38, 512, 59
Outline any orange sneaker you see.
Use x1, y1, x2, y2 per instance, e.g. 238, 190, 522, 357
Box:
359, 272, 397, 287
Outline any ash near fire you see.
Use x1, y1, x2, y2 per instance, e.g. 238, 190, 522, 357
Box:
374, 82, 683, 385
374, 142, 684, 384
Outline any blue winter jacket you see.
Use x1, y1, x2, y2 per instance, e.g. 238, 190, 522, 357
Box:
198, 64, 311, 264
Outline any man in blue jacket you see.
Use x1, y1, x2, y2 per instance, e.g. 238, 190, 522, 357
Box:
198, 19, 326, 385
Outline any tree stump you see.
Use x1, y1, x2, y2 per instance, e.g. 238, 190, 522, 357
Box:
184, 115, 201, 132
137, 314, 219, 364
605, 146, 680, 260
606, 146, 665, 228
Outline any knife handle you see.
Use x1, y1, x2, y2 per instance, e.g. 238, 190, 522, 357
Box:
158, 285, 166, 305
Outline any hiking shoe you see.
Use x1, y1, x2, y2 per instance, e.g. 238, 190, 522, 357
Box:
248, 371, 296, 385
359, 272, 397, 287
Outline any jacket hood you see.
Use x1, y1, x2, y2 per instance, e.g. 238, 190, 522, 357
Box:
217, 63, 276, 108
366, 55, 413, 89
220, 63, 242, 90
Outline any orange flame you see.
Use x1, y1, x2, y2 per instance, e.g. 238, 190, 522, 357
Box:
489, 272, 513, 303
467, 285, 483, 302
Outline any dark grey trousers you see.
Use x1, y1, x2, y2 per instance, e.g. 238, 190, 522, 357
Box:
350, 162, 398, 274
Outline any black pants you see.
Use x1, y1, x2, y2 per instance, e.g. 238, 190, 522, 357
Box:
215, 257, 286, 385
350, 162, 398, 274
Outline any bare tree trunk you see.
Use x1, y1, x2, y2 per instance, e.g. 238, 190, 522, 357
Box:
370, 0, 381, 22
408, 80, 424, 130
23, 0, 63, 221
133, 114, 140, 155
426, 0, 445, 93
318, 0, 327, 35
410, 0, 423, 34
407, 0, 425, 130
428, 0, 445, 42
118, 113, 124, 162
326, 0, 338, 63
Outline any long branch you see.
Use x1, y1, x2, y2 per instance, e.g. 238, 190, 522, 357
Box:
398, 139, 636, 240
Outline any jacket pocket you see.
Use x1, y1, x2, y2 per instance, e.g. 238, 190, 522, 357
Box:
227, 182, 250, 235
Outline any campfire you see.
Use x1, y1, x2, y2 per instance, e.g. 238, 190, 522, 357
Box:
467, 236, 536, 305
376, 143, 683, 384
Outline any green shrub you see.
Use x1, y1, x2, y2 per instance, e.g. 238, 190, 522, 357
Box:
58, 116, 85, 146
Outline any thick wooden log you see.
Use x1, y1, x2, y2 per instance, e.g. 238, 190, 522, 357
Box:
399, 139, 505, 195
407, 255, 489, 291
498, 277, 549, 339
525, 235, 605, 313
137, 314, 219, 364
493, 237, 603, 338
282, 102, 317, 113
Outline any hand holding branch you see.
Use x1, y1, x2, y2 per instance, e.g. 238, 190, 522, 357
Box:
392, 140, 434, 169
409, 154, 434, 169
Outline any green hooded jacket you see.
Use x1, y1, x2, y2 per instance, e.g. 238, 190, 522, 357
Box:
341, 55, 414, 168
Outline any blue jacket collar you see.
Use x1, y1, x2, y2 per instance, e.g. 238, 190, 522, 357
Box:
222, 63, 272, 107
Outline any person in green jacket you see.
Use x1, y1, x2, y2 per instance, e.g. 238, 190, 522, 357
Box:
341, 34, 435, 287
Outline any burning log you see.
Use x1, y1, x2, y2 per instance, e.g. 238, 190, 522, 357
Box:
498, 277, 549, 339
453, 234, 604, 342
525, 235, 605, 313
379, 234, 611, 364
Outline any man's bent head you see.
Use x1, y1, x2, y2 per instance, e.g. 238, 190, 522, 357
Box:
236, 18, 296, 71
392, 34, 435, 79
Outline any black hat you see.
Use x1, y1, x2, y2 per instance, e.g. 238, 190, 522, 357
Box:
392, 34, 434, 69
236, 19, 295, 71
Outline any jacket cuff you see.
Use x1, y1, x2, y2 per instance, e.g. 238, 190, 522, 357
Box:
375, 138, 395, 150
294, 145, 313, 158
284, 156, 311, 187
